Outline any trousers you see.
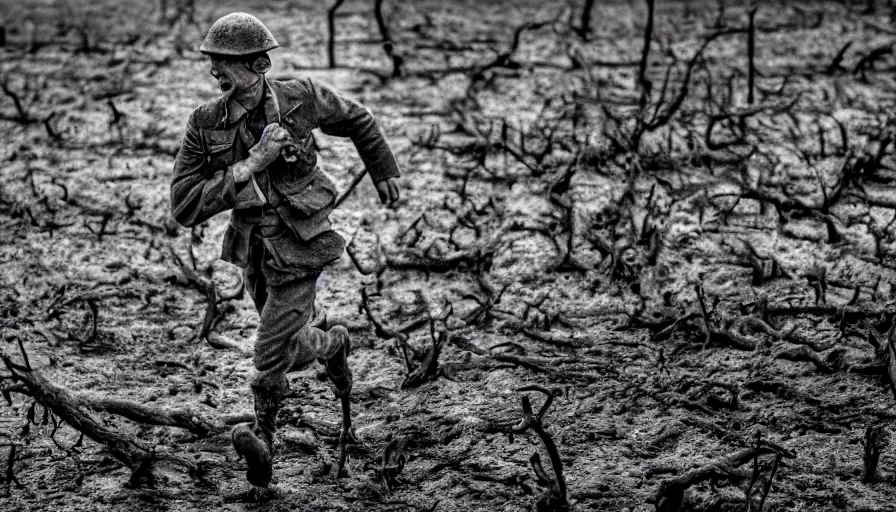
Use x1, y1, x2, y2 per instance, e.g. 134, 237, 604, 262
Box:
244, 228, 342, 390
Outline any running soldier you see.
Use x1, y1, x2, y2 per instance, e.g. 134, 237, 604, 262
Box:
170, 12, 401, 487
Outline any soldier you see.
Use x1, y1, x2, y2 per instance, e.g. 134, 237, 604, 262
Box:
170, 12, 401, 487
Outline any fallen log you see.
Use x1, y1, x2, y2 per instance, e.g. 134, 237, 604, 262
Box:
206, 332, 253, 356
74, 394, 215, 437
1, 353, 200, 484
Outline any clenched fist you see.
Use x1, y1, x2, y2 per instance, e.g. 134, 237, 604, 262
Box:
232, 123, 294, 182
375, 177, 400, 206
252, 123, 293, 167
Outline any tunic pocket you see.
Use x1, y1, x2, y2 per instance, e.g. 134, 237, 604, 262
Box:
201, 126, 239, 171
283, 171, 337, 217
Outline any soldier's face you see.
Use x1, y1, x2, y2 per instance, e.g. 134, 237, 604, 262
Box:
208, 57, 258, 95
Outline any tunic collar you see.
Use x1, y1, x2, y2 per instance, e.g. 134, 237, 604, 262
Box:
221, 78, 280, 126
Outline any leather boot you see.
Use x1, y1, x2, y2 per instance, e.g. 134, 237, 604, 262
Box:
317, 325, 352, 397
232, 384, 282, 487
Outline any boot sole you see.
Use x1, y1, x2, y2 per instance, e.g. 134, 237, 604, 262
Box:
232, 427, 273, 487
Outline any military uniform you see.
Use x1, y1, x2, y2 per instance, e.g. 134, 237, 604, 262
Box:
172, 11, 393, 487
171, 76, 400, 388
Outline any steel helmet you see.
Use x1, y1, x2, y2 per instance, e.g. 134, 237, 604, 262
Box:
199, 13, 279, 56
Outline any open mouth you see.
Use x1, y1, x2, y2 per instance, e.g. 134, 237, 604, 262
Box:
219, 81, 233, 93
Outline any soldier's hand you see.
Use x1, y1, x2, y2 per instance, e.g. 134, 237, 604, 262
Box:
251, 123, 293, 168
375, 177, 400, 207
232, 123, 294, 182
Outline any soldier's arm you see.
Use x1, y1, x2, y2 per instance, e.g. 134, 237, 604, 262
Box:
306, 79, 401, 185
170, 109, 241, 227
171, 112, 289, 227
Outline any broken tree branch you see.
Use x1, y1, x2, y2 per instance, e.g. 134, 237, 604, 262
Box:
1, 353, 201, 484
402, 302, 453, 388
654, 441, 795, 512
862, 423, 889, 482
373, 0, 404, 78
509, 385, 568, 510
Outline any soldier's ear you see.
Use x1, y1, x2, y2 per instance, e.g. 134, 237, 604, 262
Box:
250, 53, 271, 74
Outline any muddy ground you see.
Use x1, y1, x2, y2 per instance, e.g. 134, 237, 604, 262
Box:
2, 0, 896, 510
